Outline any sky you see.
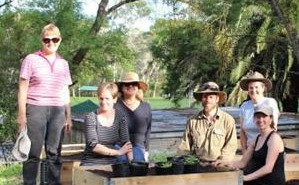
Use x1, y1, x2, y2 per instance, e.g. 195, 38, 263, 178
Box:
80, 0, 173, 32
6, 0, 174, 32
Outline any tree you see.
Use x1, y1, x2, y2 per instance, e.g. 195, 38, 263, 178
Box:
150, 18, 221, 105
0, 0, 149, 141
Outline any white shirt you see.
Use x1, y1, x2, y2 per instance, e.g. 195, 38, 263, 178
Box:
239, 97, 279, 146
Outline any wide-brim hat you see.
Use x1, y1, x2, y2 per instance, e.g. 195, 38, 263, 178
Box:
118, 72, 148, 91
193, 81, 227, 104
12, 126, 31, 162
239, 71, 272, 91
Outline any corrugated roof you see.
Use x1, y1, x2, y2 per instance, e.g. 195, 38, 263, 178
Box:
78, 86, 97, 91
71, 100, 98, 114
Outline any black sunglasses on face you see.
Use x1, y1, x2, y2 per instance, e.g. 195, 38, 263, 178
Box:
42, 37, 60, 44
123, 82, 139, 87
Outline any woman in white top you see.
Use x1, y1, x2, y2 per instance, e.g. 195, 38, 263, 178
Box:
239, 71, 279, 154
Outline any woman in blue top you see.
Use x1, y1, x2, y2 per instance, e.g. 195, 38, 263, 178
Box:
115, 72, 152, 162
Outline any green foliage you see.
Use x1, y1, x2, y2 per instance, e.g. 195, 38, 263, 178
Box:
149, 150, 175, 162
0, 163, 22, 185
150, 19, 221, 103
183, 155, 199, 165
158, 161, 172, 168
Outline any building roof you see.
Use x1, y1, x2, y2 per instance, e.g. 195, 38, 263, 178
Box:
78, 86, 97, 91
71, 99, 98, 115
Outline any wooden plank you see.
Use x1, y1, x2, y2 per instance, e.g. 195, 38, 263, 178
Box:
61, 161, 79, 185
111, 171, 242, 185
286, 170, 299, 180
72, 165, 107, 185
285, 153, 299, 180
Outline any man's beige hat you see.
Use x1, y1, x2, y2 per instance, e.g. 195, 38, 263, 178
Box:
12, 126, 31, 161
239, 71, 272, 91
193, 81, 227, 104
118, 72, 148, 91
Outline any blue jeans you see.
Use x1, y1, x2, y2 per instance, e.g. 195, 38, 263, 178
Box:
23, 104, 65, 185
132, 145, 145, 162
115, 144, 145, 162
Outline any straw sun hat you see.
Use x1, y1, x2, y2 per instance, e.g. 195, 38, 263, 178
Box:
239, 71, 272, 91
118, 72, 148, 91
193, 82, 227, 104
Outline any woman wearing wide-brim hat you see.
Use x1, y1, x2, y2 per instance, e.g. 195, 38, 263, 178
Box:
115, 72, 152, 162
239, 71, 280, 154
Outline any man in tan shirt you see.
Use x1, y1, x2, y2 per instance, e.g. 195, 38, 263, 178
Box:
178, 82, 237, 164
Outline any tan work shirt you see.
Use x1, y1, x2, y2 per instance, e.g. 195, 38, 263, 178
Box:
178, 108, 237, 161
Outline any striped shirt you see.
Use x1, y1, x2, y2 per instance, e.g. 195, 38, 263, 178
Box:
20, 50, 72, 106
81, 109, 130, 165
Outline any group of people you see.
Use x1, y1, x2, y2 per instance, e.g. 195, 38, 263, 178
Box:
80, 72, 152, 166
178, 73, 284, 185
17, 23, 151, 185
17, 23, 285, 185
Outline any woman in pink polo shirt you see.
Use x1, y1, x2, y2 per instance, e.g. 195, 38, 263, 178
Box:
17, 23, 72, 185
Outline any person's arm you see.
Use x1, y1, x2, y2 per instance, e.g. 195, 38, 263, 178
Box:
271, 99, 280, 131
17, 78, 29, 133
178, 119, 193, 155
93, 141, 132, 157
220, 117, 238, 160
214, 139, 254, 170
85, 112, 131, 156
243, 133, 284, 182
239, 118, 248, 154
144, 104, 152, 151
119, 112, 133, 161
64, 86, 72, 132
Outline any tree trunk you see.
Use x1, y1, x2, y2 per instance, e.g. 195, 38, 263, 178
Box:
72, 0, 140, 65
269, 0, 299, 66
282, 96, 298, 112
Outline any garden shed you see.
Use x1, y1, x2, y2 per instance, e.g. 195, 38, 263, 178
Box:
78, 86, 98, 97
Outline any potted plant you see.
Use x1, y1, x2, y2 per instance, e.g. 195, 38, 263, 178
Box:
111, 162, 130, 177
155, 161, 172, 175
169, 156, 184, 174
183, 155, 200, 174
129, 161, 149, 176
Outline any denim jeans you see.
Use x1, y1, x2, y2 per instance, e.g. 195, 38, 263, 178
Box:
132, 145, 145, 162
23, 104, 65, 185
114, 144, 145, 162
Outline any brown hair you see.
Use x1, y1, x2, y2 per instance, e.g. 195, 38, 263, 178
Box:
97, 82, 119, 99
41, 23, 61, 38
269, 115, 275, 129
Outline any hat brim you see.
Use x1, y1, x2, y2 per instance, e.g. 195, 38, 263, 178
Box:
12, 128, 31, 161
193, 91, 227, 104
240, 78, 272, 91
118, 81, 148, 91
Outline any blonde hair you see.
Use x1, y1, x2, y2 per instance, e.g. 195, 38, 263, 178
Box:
97, 82, 119, 99
41, 23, 61, 38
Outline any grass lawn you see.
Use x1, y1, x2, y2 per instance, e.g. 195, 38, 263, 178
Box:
0, 163, 22, 185
71, 96, 200, 110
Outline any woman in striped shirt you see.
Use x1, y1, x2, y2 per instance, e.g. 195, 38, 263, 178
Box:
81, 83, 133, 166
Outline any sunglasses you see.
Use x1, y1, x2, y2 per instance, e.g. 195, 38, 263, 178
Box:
123, 82, 139, 87
42, 37, 60, 44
